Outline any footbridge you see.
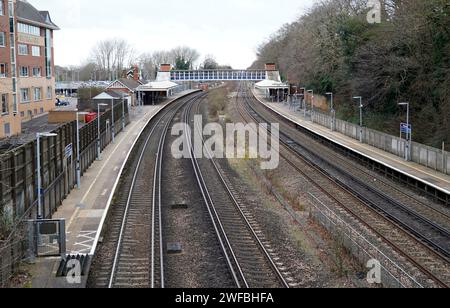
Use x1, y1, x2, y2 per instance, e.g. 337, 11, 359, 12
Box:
170, 69, 268, 81
156, 63, 282, 82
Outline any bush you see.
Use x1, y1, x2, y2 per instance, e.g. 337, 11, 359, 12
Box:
208, 87, 228, 118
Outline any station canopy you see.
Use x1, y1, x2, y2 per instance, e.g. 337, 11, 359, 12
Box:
137, 81, 180, 92
255, 80, 289, 90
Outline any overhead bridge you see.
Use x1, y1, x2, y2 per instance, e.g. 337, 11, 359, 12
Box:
170, 70, 269, 81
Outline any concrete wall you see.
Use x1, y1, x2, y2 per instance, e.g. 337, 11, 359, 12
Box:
312, 111, 450, 175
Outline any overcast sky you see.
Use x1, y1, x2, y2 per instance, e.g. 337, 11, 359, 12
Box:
31, 0, 316, 68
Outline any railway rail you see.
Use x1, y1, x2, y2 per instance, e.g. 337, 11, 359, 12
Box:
88, 93, 203, 288
90, 91, 289, 289
236, 84, 450, 288
184, 95, 291, 288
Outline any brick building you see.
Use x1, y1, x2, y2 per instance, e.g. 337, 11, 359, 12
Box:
0, 0, 59, 138
106, 66, 143, 107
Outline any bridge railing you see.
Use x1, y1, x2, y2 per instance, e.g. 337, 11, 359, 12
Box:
170, 70, 267, 81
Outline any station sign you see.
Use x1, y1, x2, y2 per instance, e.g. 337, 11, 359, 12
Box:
400, 123, 412, 134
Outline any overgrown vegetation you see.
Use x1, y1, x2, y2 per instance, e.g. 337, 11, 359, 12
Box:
208, 87, 228, 119
252, 0, 450, 149
0, 209, 13, 241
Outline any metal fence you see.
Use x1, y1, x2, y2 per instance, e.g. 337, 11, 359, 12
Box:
311, 111, 450, 175
0, 102, 128, 286
308, 193, 423, 288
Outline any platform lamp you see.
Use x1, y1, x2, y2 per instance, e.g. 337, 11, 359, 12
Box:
36, 132, 58, 220
326, 92, 335, 131
121, 95, 126, 132
399, 102, 411, 161
353, 96, 364, 143
300, 88, 306, 117
76, 111, 90, 189
307, 90, 314, 121
110, 98, 116, 144
96, 103, 108, 160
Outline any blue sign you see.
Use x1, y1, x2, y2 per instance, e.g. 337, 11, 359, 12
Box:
65, 144, 73, 158
400, 123, 412, 134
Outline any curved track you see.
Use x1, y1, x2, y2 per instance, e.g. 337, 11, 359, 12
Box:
89, 93, 203, 288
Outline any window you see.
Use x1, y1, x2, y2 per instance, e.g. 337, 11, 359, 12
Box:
32, 46, 40, 57
8, 1, 12, 17
0, 32, 5, 47
32, 67, 41, 77
4, 123, 10, 136
18, 23, 40, 36
20, 88, 30, 103
0, 1, 4, 16
27, 110, 32, 117
20, 111, 24, 117
34, 87, 42, 101
46, 86, 53, 99
1, 94, 8, 114
19, 66, 28, 77
18, 44, 28, 55
0, 63, 7, 77
33, 109, 37, 115
45, 29, 52, 77
40, 107, 43, 114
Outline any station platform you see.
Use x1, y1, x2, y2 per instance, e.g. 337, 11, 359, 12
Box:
29, 90, 198, 288
252, 90, 450, 198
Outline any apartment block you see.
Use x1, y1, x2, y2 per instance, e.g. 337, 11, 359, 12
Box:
0, 0, 59, 138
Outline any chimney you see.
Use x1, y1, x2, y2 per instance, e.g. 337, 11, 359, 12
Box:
265, 63, 277, 71
160, 64, 172, 72
133, 65, 139, 81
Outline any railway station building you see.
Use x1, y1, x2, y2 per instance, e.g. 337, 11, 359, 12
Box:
255, 79, 290, 102
136, 64, 181, 105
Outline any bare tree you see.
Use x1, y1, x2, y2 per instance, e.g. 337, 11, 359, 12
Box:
152, 50, 175, 67
91, 38, 135, 80
200, 55, 219, 70
171, 46, 200, 69
139, 52, 157, 80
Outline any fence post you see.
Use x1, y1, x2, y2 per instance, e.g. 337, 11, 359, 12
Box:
25, 220, 36, 263
443, 142, 446, 174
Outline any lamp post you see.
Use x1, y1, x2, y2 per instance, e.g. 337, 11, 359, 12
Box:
36, 132, 57, 220
399, 102, 411, 161
353, 96, 363, 143
291, 86, 297, 107
121, 96, 126, 132
111, 98, 115, 144
76, 111, 89, 189
307, 90, 314, 121
97, 103, 108, 160
298, 94, 304, 112
326, 92, 335, 131
300, 88, 306, 117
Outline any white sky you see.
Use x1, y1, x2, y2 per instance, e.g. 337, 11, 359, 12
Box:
31, 0, 316, 69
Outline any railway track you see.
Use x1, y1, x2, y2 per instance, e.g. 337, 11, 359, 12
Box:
88, 93, 204, 288
184, 96, 291, 288
89, 91, 288, 288
236, 84, 450, 288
